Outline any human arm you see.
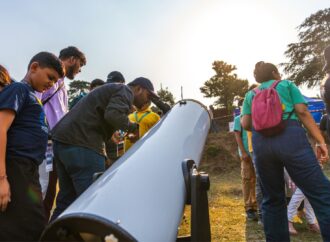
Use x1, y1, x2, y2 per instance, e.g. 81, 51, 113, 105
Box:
240, 92, 253, 131
150, 96, 171, 115
241, 115, 252, 131
288, 81, 328, 162
295, 104, 328, 163
234, 131, 250, 161
0, 110, 15, 212
104, 87, 138, 133
233, 116, 250, 161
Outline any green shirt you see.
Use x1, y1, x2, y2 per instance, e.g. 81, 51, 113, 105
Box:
242, 80, 307, 120
233, 115, 249, 157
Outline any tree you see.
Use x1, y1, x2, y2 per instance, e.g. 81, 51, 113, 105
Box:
68, 80, 90, 105
156, 85, 175, 106
282, 8, 330, 87
200, 61, 249, 113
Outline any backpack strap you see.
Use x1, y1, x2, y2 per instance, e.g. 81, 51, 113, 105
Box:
271, 80, 281, 89
253, 87, 261, 94
252, 80, 281, 94
286, 109, 295, 120
42, 82, 65, 105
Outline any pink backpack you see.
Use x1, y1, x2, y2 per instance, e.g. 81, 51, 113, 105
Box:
251, 80, 285, 136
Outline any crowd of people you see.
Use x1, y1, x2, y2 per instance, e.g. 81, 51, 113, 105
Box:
233, 46, 330, 241
0, 46, 170, 241
1, 44, 330, 241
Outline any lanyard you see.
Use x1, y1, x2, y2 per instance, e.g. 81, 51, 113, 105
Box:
32, 94, 43, 107
134, 111, 150, 123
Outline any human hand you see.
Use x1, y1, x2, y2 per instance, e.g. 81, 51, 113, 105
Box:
0, 176, 11, 212
127, 128, 139, 143
241, 151, 250, 162
111, 131, 122, 144
316, 144, 329, 164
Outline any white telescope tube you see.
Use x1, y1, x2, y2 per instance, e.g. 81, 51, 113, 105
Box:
42, 99, 211, 242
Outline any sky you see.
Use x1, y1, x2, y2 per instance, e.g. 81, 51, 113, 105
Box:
1, 0, 329, 106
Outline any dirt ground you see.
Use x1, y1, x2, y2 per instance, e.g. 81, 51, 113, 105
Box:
178, 131, 329, 241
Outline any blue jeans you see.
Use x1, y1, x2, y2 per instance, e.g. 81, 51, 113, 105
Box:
251, 153, 263, 219
253, 120, 330, 241
50, 141, 105, 221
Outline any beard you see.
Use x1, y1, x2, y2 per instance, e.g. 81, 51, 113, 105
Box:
134, 98, 148, 110
65, 65, 75, 80
134, 101, 144, 109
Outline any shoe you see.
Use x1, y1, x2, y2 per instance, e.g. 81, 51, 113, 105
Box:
246, 209, 258, 221
288, 221, 298, 235
308, 223, 320, 233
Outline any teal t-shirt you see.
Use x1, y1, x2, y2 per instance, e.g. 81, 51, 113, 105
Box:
233, 115, 249, 157
242, 80, 307, 120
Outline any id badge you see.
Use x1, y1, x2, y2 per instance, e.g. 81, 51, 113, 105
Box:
45, 140, 54, 172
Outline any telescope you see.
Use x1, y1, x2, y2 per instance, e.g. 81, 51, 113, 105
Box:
41, 99, 212, 242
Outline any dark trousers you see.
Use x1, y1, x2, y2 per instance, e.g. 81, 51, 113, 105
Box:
0, 157, 46, 241
251, 153, 263, 219
43, 161, 57, 221
50, 141, 105, 222
253, 121, 330, 241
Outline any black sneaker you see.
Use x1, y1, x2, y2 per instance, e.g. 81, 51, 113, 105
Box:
246, 209, 258, 221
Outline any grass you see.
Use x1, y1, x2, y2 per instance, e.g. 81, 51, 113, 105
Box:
178, 131, 330, 241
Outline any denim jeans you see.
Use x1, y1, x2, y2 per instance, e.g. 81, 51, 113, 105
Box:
253, 120, 330, 241
50, 141, 105, 221
251, 153, 263, 219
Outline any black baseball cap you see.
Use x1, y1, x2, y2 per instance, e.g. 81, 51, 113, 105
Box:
107, 71, 125, 83
90, 79, 105, 89
323, 46, 330, 73
128, 77, 159, 98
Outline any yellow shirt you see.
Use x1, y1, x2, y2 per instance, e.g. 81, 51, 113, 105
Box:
124, 107, 160, 151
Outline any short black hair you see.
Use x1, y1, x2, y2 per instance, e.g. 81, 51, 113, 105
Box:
59, 46, 86, 66
253, 61, 279, 83
90, 78, 105, 89
28, 52, 65, 78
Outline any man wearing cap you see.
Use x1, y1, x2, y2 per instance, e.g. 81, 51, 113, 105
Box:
320, 46, 330, 137
49, 81, 141, 221
124, 77, 162, 150
107, 71, 125, 84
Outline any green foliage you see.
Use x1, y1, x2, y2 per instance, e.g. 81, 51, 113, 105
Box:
157, 86, 175, 106
282, 8, 330, 87
68, 80, 90, 106
200, 61, 249, 113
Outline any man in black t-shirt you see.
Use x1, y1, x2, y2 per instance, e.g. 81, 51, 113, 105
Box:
0, 52, 64, 241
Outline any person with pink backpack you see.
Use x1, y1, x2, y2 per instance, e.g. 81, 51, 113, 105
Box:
241, 61, 330, 241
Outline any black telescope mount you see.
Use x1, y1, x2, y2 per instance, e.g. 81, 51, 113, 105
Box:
178, 159, 211, 242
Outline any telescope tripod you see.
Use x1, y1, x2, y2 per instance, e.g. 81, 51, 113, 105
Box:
178, 159, 211, 242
